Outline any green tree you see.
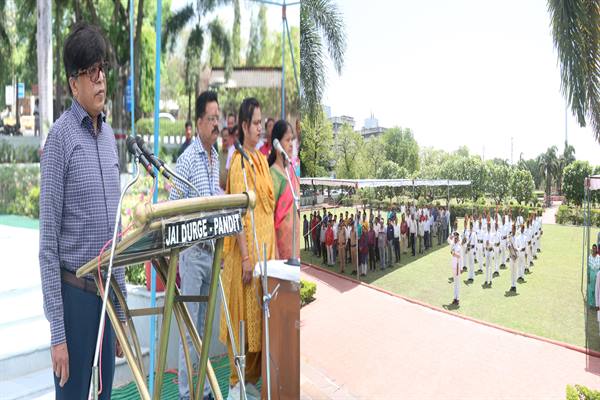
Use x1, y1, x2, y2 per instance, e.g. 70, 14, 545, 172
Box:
334, 123, 363, 179
487, 163, 512, 204
440, 156, 486, 202
563, 160, 593, 206
511, 169, 535, 205
300, 0, 346, 120
300, 110, 334, 177
548, 0, 600, 141
556, 141, 576, 195
381, 127, 419, 174
375, 161, 408, 199
358, 136, 386, 179
231, 0, 241, 66
163, 0, 232, 121
539, 146, 559, 206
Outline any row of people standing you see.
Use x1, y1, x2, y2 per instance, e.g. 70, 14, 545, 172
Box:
448, 212, 544, 306
170, 92, 300, 399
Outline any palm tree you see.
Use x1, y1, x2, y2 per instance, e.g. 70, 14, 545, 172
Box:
162, 1, 232, 121
548, 0, 600, 142
300, 0, 346, 121
539, 146, 559, 206
555, 141, 576, 195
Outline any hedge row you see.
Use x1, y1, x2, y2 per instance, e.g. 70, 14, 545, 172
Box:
556, 205, 600, 227
0, 140, 40, 163
0, 164, 40, 218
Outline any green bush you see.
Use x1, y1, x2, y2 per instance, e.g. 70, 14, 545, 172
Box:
566, 384, 600, 400
0, 140, 40, 163
300, 279, 317, 306
136, 118, 186, 138
125, 263, 146, 286
556, 204, 600, 227
0, 164, 40, 218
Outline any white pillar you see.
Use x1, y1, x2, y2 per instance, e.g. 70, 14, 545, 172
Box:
37, 0, 53, 147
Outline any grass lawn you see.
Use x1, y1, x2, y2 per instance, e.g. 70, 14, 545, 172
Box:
301, 221, 600, 352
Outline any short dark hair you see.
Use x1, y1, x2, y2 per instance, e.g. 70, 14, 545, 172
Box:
63, 23, 107, 95
238, 97, 260, 145
185, 120, 193, 129
195, 91, 218, 122
227, 113, 236, 120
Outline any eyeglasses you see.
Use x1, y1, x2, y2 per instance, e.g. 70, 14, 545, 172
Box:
71, 61, 109, 83
203, 115, 220, 123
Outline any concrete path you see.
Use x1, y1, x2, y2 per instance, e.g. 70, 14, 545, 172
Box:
300, 264, 600, 399
542, 201, 561, 225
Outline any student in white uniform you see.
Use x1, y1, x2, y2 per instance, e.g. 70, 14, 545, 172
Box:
499, 220, 508, 267
507, 224, 519, 292
476, 220, 485, 272
461, 219, 469, 272
517, 225, 527, 281
467, 221, 477, 283
449, 232, 462, 305
525, 220, 533, 271
493, 222, 501, 276
484, 222, 494, 286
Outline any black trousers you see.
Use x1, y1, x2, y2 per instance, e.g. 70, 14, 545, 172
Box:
410, 233, 416, 256
393, 238, 401, 262
369, 246, 377, 270
55, 281, 116, 400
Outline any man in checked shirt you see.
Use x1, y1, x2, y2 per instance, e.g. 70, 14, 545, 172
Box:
169, 90, 221, 400
39, 23, 125, 399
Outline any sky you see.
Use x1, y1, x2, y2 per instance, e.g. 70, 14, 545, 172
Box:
322, 0, 600, 165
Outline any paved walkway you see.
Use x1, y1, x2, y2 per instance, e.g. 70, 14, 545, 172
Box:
542, 201, 561, 225
300, 264, 600, 399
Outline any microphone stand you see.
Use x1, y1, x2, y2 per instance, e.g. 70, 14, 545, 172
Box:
282, 157, 300, 266
88, 161, 141, 400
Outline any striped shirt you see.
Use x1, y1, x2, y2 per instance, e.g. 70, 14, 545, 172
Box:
169, 136, 220, 201
39, 99, 126, 346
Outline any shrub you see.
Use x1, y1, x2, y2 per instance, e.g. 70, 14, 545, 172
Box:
566, 384, 600, 400
136, 118, 186, 139
0, 140, 40, 163
300, 279, 317, 306
0, 164, 40, 218
556, 204, 600, 227
125, 263, 146, 286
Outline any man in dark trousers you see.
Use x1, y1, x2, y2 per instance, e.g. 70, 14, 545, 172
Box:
39, 23, 125, 399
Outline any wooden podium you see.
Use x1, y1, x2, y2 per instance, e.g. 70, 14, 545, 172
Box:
257, 260, 300, 400
76, 192, 255, 400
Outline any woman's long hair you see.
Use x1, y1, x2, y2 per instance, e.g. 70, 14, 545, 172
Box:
267, 119, 294, 166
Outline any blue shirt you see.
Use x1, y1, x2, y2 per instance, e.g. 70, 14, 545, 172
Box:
169, 136, 220, 201
39, 99, 126, 346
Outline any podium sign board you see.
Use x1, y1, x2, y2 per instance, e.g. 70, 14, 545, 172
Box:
163, 211, 242, 249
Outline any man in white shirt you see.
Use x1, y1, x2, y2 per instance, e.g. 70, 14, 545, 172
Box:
393, 217, 401, 263
493, 222, 502, 276
449, 232, 462, 305
484, 223, 494, 286
467, 221, 477, 282
516, 225, 527, 281
409, 215, 417, 256
476, 223, 484, 272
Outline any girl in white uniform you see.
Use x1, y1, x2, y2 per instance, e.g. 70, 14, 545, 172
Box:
449, 232, 462, 305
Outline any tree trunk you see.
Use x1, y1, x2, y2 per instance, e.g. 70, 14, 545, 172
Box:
54, 1, 63, 121
72, 0, 82, 22
112, 66, 126, 132
133, 0, 144, 121
37, 0, 53, 148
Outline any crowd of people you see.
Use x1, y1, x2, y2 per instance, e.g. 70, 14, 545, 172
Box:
447, 211, 544, 305
303, 204, 453, 276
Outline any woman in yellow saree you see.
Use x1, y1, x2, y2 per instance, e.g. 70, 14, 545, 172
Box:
219, 98, 276, 397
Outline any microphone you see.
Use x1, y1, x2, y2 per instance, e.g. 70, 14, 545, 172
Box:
234, 140, 252, 168
273, 138, 291, 164
126, 136, 156, 178
134, 135, 172, 179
